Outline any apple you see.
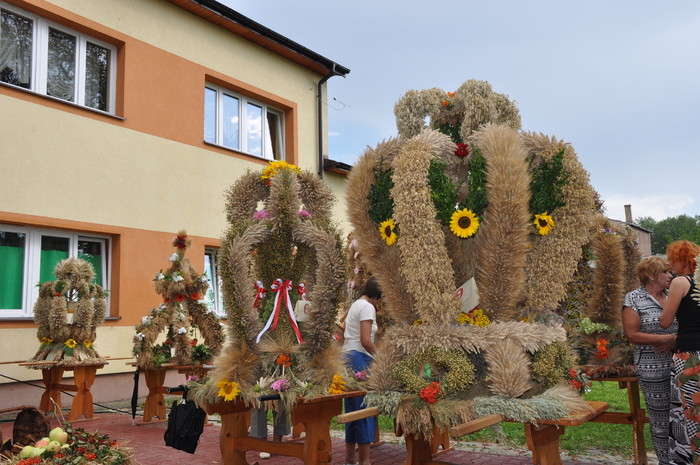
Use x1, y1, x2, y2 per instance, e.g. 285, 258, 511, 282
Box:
20, 446, 34, 458
47, 440, 62, 453
49, 427, 68, 445
30, 447, 45, 458
34, 438, 49, 448
61, 443, 70, 449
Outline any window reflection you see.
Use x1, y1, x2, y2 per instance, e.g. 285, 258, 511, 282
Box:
47, 27, 76, 102
223, 94, 240, 149
0, 8, 33, 89
85, 42, 109, 111
246, 103, 262, 156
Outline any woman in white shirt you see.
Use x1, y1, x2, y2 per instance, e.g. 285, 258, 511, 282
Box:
342, 277, 382, 465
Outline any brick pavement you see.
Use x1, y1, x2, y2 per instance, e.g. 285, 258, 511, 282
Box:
0, 411, 605, 464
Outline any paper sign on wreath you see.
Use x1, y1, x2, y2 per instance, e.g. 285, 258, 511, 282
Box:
294, 300, 313, 322
456, 278, 480, 313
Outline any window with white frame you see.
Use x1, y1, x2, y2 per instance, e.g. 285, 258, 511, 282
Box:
204, 84, 284, 160
0, 1, 117, 113
0, 224, 110, 318
203, 247, 225, 317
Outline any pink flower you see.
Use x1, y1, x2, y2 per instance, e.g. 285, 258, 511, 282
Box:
271, 378, 290, 392
253, 210, 270, 220
299, 210, 312, 218
354, 371, 367, 380
354, 267, 360, 275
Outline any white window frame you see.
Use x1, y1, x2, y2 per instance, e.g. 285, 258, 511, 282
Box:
0, 1, 117, 113
204, 83, 285, 160
204, 247, 225, 317
0, 224, 111, 318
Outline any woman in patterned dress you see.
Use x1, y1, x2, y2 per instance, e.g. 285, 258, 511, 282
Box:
623, 256, 677, 465
661, 240, 700, 465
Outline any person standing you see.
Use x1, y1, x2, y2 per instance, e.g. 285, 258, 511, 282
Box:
660, 240, 700, 465
623, 256, 677, 464
342, 277, 382, 465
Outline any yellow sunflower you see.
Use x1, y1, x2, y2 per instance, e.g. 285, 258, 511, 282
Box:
533, 212, 555, 235
216, 379, 241, 402
328, 373, 346, 394
260, 160, 301, 181
83, 340, 92, 348
64, 339, 77, 349
378, 219, 398, 246
40, 337, 53, 344
449, 209, 479, 238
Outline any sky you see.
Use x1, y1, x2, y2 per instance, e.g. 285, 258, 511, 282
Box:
222, 0, 700, 222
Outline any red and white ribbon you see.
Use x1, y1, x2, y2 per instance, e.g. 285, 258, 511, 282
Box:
256, 279, 304, 344
253, 281, 266, 308
297, 282, 307, 301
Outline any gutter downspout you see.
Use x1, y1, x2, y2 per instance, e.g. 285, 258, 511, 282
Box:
317, 64, 339, 179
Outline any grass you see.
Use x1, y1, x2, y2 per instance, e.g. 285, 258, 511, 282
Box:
330, 382, 652, 459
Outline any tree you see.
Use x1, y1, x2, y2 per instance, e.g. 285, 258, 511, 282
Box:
636, 215, 700, 255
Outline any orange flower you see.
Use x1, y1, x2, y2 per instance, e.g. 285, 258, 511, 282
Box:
682, 364, 700, 376
447, 91, 456, 98
442, 100, 449, 107
595, 338, 608, 350
189, 292, 199, 300
419, 382, 441, 404
276, 353, 292, 368
597, 348, 609, 359
678, 352, 690, 361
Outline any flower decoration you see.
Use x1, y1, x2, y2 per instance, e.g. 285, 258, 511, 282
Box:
449, 208, 479, 238
169, 253, 180, 262
271, 378, 290, 392
253, 210, 270, 220
533, 212, 555, 235
172, 274, 184, 282
175, 294, 186, 302
276, 353, 292, 368
455, 307, 490, 327
454, 143, 469, 158
568, 368, 591, 394
216, 379, 241, 401
173, 233, 189, 249
328, 373, 346, 394
64, 339, 77, 349
419, 381, 441, 404
83, 340, 92, 348
595, 337, 609, 359
354, 371, 368, 381
155, 272, 165, 281
378, 218, 398, 246
299, 209, 312, 218
177, 327, 187, 335
189, 292, 199, 300
141, 316, 152, 325
260, 160, 301, 183
40, 337, 53, 344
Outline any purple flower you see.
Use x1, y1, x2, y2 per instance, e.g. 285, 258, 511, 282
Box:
253, 210, 270, 220
271, 378, 290, 392
299, 210, 312, 218
354, 371, 367, 380
186, 375, 201, 383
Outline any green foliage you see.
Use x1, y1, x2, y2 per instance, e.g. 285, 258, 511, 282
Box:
528, 149, 568, 215
637, 214, 700, 255
191, 343, 212, 364
152, 343, 172, 368
427, 160, 459, 225
461, 148, 488, 217
434, 122, 463, 143
367, 166, 395, 225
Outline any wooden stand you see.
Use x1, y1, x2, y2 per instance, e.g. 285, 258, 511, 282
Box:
206, 391, 363, 465
396, 423, 454, 465
30, 363, 105, 421
591, 377, 649, 465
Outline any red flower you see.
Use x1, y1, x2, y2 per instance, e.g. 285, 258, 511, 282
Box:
419, 381, 441, 404
164, 298, 171, 303
454, 143, 469, 158
568, 368, 578, 378
682, 364, 700, 376
53, 292, 61, 296
276, 353, 292, 368
597, 348, 609, 359
442, 99, 449, 107
173, 234, 188, 249
189, 293, 199, 300
571, 379, 583, 391
176, 294, 185, 302
190, 339, 197, 347
84, 452, 97, 460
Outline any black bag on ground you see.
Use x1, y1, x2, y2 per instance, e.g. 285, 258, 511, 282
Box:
163, 387, 206, 454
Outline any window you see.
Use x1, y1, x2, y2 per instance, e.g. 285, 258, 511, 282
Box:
204, 84, 284, 160
0, 224, 110, 318
0, 2, 117, 113
203, 248, 224, 317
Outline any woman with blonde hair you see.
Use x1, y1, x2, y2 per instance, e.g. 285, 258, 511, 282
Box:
660, 240, 700, 464
623, 256, 676, 464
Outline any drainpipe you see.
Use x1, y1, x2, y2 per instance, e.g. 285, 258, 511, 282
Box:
317, 64, 339, 178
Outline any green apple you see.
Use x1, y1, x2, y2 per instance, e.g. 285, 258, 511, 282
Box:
34, 438, 49, 448
47, 440, 62, 453
20, 445, 34, 458
30, 447, 45, 458
49, 427, 68, 444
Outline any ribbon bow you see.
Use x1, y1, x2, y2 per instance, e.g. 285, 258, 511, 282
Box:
253, 281, 266, 308
256, 279, 304, 344
297, 282, 307, 301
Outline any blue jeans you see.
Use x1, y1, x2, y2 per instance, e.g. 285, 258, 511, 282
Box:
344, 350, 376, 444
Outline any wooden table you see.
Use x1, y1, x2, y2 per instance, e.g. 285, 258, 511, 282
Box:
591, 376, 649, 465
21, 362, 106, 422
205, 391, 363, 465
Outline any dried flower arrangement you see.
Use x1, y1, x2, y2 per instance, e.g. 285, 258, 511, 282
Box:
187, 161, 346, 413
347, 80, 597, 439
28, 259, 107, 367
132, 231, 224, 370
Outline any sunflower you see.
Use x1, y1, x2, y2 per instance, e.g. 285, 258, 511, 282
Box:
83, 340, 92, 348
449, 209, 479, 238
216, 379, 241, 401
378, 218, 398, 246
64, 339, 77, 349
328, 373, 346, 394
260, 160, 301, 181
533, 212, 555, 235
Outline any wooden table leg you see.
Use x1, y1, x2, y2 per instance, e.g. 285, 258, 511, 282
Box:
142, 369, 168, 423
69, 366, 97, 421
524, 423, 565, 465
622, 380, 648, 465
404, 432, 435, 465
39, 367, 64, 414
293, 400, 340, 464
219, 410, 252, 465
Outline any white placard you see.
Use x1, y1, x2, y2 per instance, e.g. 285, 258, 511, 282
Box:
294, 300, 313, 322
456, 278, 480, 313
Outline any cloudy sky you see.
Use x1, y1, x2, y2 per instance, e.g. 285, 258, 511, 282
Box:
223, 0, 700, 222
